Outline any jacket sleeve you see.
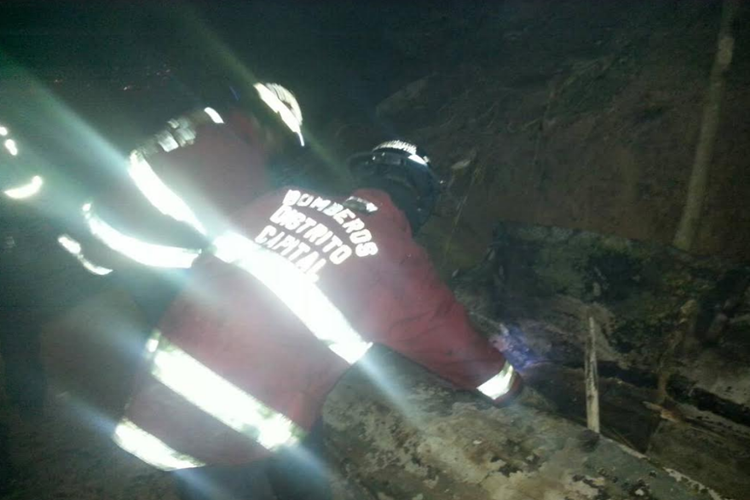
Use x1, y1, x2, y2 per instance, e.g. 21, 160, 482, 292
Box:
376, 244, 521, 402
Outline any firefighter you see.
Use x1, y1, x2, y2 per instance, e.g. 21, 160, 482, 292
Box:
64, 82, 305, 325
112, 140, 521, 500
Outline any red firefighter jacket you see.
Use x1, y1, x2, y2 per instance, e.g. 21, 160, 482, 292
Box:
114, 187, 519, 470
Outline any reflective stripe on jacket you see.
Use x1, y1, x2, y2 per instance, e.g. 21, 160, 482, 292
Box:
84, 107, 270, 270
116, 187, 519, 469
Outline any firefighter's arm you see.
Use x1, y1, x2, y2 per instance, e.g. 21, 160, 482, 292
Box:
58, 202, 207, 275
385, 251, 522, 403
74, 179, 210, 271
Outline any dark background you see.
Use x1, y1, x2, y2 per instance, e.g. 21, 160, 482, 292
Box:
1, 1, 750, 498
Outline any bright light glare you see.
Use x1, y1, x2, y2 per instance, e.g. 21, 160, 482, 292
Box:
149, 332, 303, 450
204, 107, 224, 124
84, 209, 200, 268
213, 232, 371, 364
0, 126, 8, 136
477, 363, 516, 399
128, 151, 206, 235
4, 139, 18, 156
114, 419, 205, 471
4, 175, 43, 199
254, 83, 305, 146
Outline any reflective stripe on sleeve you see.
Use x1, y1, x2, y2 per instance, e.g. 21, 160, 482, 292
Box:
82, 204, 200, 268
113, 418, 206, 471
212, 232, 372, 364
128, 150, 206, 235
145, 330, 304, 451
477, 363, 516, 399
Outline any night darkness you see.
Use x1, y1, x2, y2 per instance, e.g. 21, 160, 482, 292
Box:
1, 1, 750, 499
